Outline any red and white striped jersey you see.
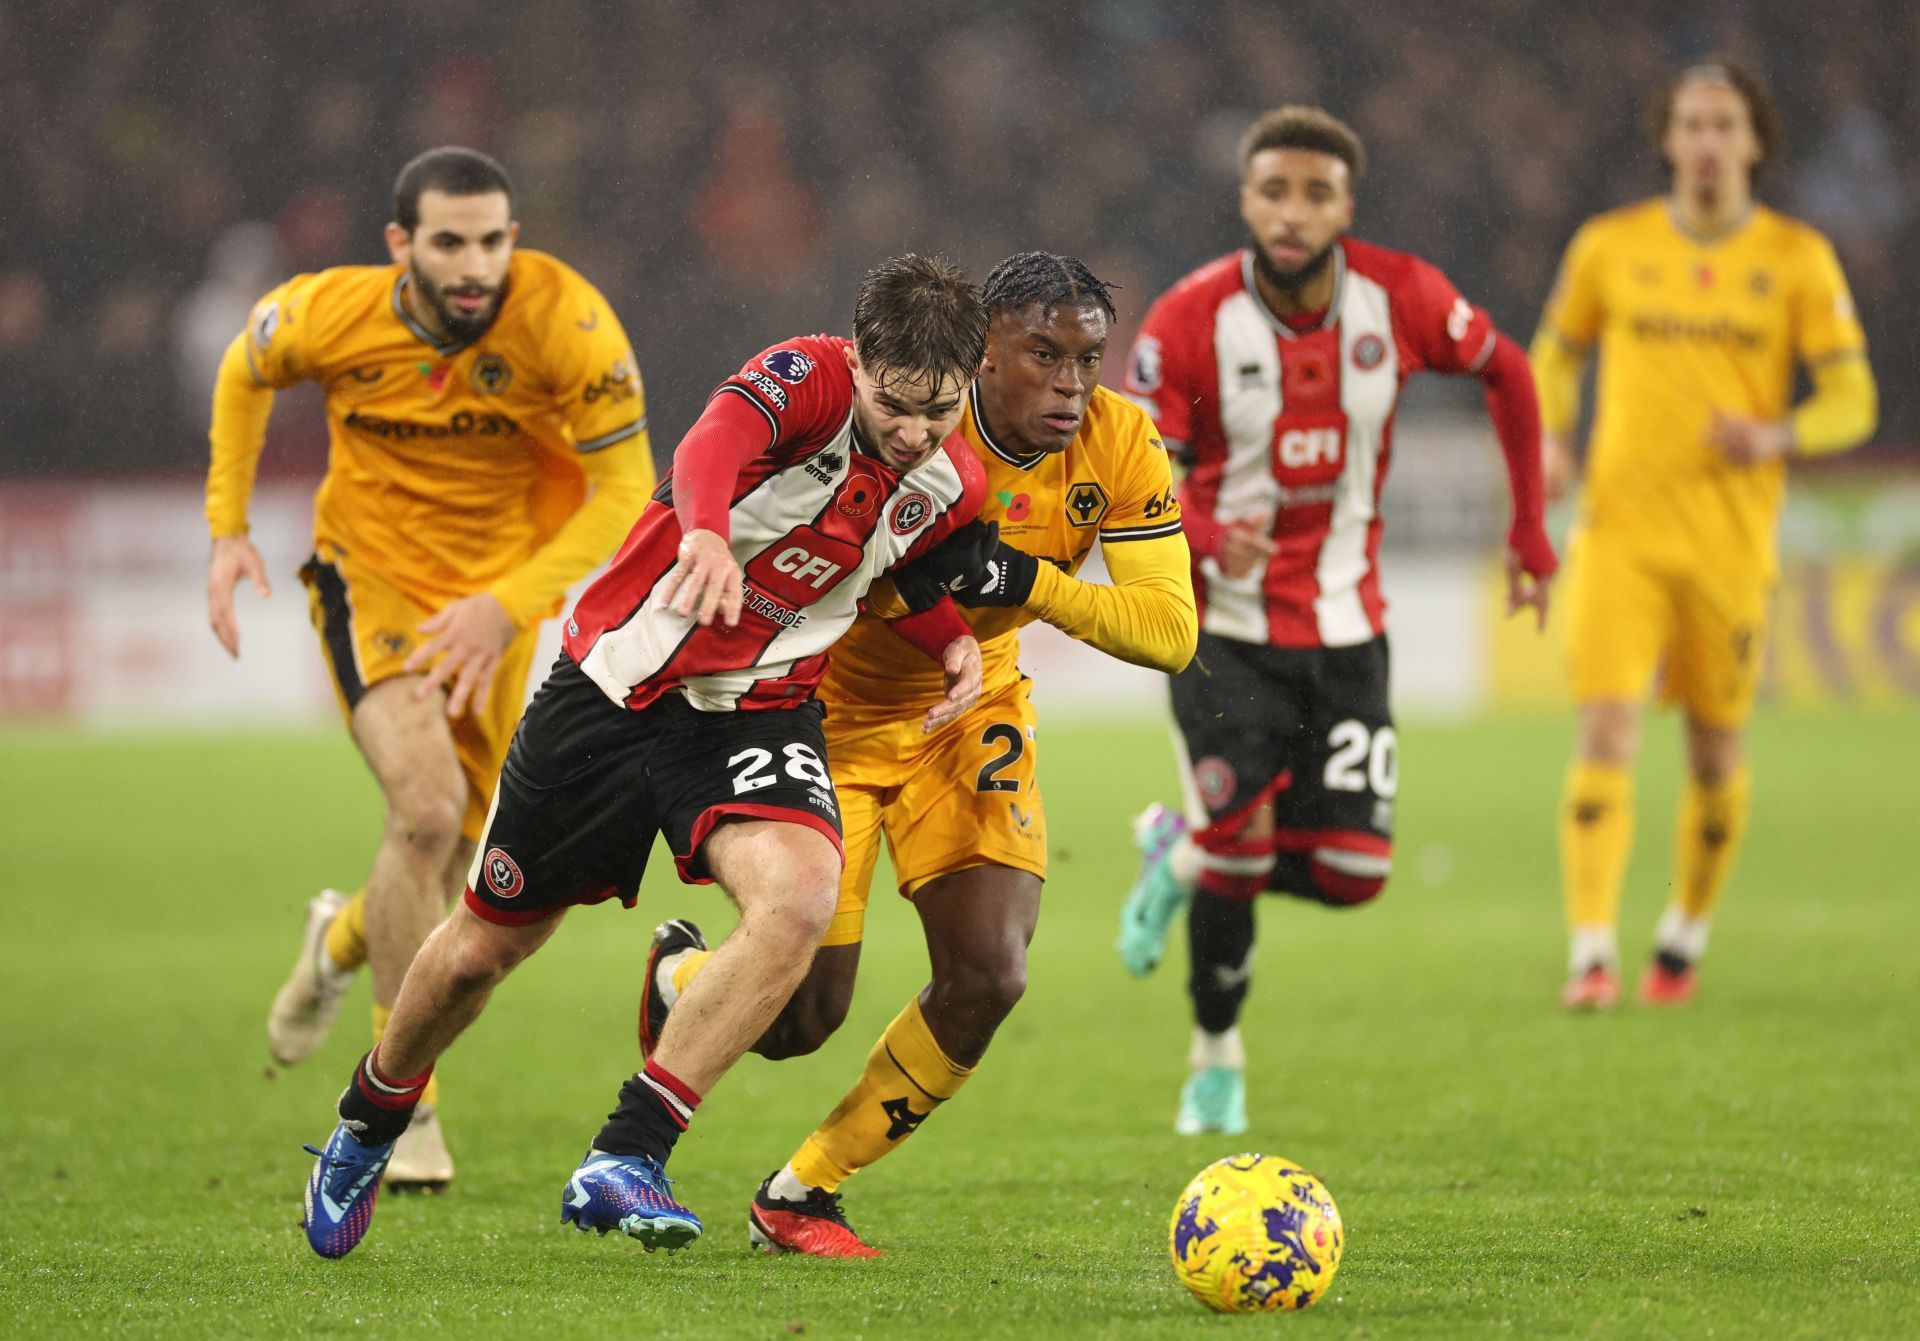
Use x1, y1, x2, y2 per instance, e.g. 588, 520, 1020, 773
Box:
563, 335, 985, 711
1124, 240, 1495, 648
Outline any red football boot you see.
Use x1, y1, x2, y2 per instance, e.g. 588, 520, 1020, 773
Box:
1559, 963, 1620, 1011
748, 1174, 884, 1258
1637, 955, 1696, 1006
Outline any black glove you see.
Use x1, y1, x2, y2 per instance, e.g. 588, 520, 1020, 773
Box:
891, 519, 1001, 612
955, 536, 1039, 608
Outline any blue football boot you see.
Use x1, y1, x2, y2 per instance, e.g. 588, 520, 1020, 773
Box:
303, 1122, 395, 1259
1117, 804, 1192, 977
561, 1150, 703, 1252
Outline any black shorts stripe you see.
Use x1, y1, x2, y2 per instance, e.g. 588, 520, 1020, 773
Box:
304, 556, 366, 709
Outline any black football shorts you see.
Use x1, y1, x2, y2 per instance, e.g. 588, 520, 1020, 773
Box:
464, 655, 844, 925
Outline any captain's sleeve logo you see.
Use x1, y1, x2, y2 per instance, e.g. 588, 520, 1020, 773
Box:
1127, 334, 1162, 392
251, 300, 281, 350
762, 349, 815, 384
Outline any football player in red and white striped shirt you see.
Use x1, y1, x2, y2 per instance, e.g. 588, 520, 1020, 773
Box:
299, 256, 991, 1260
1114, 107, 1558, 1136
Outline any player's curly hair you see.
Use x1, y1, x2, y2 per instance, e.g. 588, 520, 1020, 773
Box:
1650, 58, 1781, 182
853, 254, 989, 392
393, 147, 515, 233
1238, 106, 1366, 183
982, 252, 1118, 323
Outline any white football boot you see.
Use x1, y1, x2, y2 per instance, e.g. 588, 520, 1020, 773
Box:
266, 889, 357, 1065
385, 1103, 455, 1191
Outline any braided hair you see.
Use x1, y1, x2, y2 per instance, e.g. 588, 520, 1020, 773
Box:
981, 252, 1118, 323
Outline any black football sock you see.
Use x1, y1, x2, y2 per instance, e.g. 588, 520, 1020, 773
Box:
1187, 889, 1257, 1035
593, 1059, 702, 1164
336, 1048, 431, 1147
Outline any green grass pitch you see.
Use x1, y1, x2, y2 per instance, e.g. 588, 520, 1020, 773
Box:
1, 709, 1915, 1339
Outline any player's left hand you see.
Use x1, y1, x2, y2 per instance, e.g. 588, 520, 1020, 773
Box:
408, 592, 517, 718
923, 635, 982, 733
1707, 410, 1793, 466
1504, 547, 1554, 632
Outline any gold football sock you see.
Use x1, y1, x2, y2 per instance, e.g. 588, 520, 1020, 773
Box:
1674, 768, 1751, 925
1561, 760, 1634, 934
371, 1002, 439, 1108
323, 887, 370, 973
668, 948, 714, 1002
789, 998, 974, 1193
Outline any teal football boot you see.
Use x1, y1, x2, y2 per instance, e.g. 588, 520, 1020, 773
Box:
1175, 1065, 1249, 1136
1116, 804, 1191, 977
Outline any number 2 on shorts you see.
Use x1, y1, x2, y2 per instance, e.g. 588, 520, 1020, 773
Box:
975, 723, 1024, 793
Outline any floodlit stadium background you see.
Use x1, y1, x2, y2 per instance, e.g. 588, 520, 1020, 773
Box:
2, 0, 1915, 723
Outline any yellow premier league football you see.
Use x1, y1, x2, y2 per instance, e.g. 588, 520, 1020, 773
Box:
1167, 1153, 1344, 1313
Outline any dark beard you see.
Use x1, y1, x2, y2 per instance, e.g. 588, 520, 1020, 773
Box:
411, 263, 504, 342
1251, 238, 1337, 295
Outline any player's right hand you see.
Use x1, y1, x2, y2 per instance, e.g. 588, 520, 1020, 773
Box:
207, 534, 272, 659
1505, 547, 1554, 632
923, 635, 982, 734
1218, 521, 1277, 580
661, 529, 742, 627
1542, 435, 1578, 503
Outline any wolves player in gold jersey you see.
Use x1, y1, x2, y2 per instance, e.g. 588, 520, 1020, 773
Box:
641, 253, 1198, 1254
1532, 62, 1877, 1009
204, 148, 655, 1180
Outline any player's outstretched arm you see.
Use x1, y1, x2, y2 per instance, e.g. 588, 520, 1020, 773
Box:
204, 333, 281, 658
1013, 531, 1198, 673
1478, 331, 1558, 631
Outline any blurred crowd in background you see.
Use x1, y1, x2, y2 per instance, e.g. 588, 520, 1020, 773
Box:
2, 0, 1914, 477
